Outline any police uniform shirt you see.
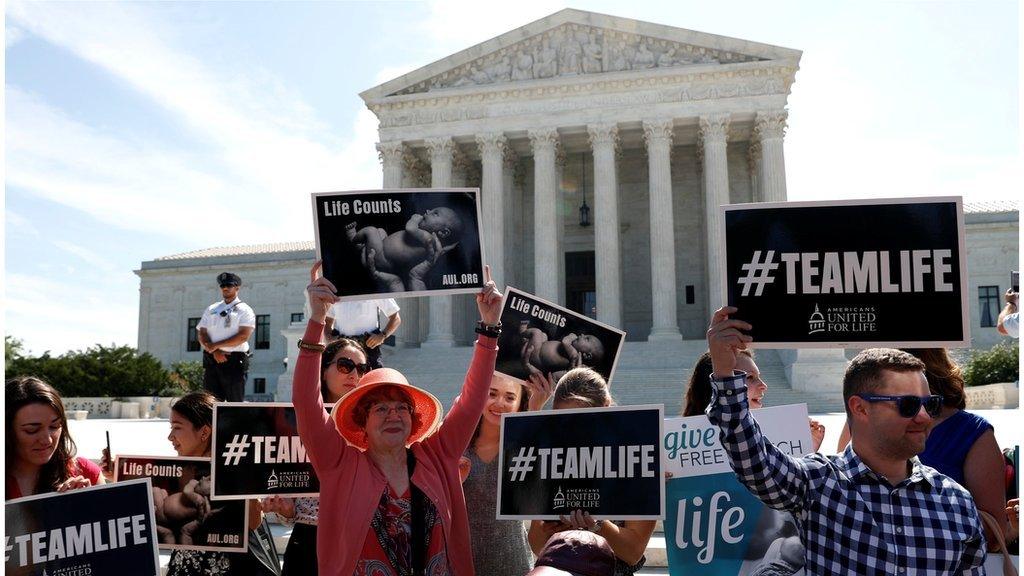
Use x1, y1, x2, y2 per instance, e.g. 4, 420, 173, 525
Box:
327, 299, 400, 336
197, 297, 256, 353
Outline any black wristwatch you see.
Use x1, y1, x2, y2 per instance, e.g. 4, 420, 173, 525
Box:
475, 321, 502, 338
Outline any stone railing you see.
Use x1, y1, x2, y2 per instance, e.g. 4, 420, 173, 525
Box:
964, 382, 1019, 409
61, 397, 178, 419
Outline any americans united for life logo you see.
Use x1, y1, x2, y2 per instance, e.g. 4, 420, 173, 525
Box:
551, 487, 601, 510
266, 470, 279, 490
808, 304, 825, 334
808, 304, 878, 335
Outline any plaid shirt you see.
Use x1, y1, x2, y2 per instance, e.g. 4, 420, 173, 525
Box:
707, 371, 987, 575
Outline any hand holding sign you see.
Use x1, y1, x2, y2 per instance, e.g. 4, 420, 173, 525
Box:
476, 266, 502, 326
308, 261, 339, 325
706, 306, 752, 379
524, 371, 555, 411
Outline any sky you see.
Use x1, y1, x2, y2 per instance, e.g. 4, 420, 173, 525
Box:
4, 0, 1020, 356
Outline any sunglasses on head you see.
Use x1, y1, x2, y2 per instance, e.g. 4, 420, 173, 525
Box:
856, 394, 943, 418
334, 357, 370, 375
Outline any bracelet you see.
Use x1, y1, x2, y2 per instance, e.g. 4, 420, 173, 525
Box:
297, 339, 326, 352
475, 321, 502, 338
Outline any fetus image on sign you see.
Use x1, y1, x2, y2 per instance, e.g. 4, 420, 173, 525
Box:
345, 207, 464, 292
519, 322, 606, 381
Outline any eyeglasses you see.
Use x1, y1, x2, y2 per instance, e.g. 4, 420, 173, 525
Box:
334, 357, 370, 375
856, 394, 943, 418
370, 403, 412, 418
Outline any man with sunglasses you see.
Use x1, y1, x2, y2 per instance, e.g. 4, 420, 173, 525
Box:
197, 272, 256, 402
705, 306, 986, 575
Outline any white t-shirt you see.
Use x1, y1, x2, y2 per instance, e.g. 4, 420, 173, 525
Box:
1003, 312, 1019, 338
327, 299, 400, 336
197, 298, 256, 352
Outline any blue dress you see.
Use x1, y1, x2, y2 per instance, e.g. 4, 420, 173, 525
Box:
918, 410, 993, 485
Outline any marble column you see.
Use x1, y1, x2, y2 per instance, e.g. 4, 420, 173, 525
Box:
700, 113, 731, 314
377, 141, 405, 189
528, 128, 561, 303
502, 148, 520, 288
643, 119, 681, 340
755, 109, 788, 202
587, 123, 622, 328
477, 132, 508, 288
747, 139, 761, 203
376, 141, 414, 347
423, 137, 455, 347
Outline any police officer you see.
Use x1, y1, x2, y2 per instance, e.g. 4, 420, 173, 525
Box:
197, 272, 256, 402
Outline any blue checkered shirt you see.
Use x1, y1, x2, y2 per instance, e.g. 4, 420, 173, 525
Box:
707, 371, 987, 575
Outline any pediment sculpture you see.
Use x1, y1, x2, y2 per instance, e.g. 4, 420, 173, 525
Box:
392, 23, 767, 96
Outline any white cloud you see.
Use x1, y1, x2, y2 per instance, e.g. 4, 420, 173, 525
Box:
51, 240, 116, 272
5, 272, 138, 355
419, 0, 569, 52
5, 209, 40, 237
6, 1, 382, 244
6, 23, 25, 48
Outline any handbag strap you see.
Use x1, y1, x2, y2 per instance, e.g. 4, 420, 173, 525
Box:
978, 509, 1018, 576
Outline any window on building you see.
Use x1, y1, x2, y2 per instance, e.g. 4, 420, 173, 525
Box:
253, 378, 267, 394
979, 286, 1000, 327
186, 318, 201, 352
255, 315, 271, 349
291, 312, 304, 323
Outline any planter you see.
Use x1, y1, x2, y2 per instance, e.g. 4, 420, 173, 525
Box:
120, 402, 141, 419
965, 382, 1019, 409
70, 410, 88, 421
109, 400, 123, 419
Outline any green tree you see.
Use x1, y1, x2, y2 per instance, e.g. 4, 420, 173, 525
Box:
962, 340, 1019, 387
5, 335, 25, 370
6, 344, 171, 397
164, 361, 205, 396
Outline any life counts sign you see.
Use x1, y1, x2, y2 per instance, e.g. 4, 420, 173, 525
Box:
497, 405, 664, 520
212, 402, 326, 499
720, 197, 968, 347
5, 478, 160, 576
312, 189, 485, 301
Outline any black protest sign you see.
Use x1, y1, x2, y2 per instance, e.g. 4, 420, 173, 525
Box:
313, 189, 485, 300
5, 478, 160, 576
496, 287, 625, 384
116, 455, 248, 552
212, 402, 325, 499
721, 197, 968, 347
497, 405, 664, 520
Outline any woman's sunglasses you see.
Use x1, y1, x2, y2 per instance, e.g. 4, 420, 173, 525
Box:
856, 394, 943, 418
334, 357, 370, 376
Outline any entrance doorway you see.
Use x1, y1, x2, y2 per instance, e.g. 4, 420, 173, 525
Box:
565, 251, 596, 319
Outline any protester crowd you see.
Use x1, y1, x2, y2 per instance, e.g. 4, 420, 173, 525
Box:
6, 264, 1020, 576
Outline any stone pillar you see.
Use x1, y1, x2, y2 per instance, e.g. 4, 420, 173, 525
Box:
376, 141, 414, 347
587, 123, 622, 328
747, 139, 761, 203
423, 137, 455, 347
529, 128, 561, 302
377, 141, 404, 189
700, 113, 731, 314
477, 133, 508, 288
643, 119, 682, 340
755, 109, 788, 202
502, 148, 520, 289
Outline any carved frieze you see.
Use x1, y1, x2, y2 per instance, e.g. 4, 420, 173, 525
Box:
391, 23, 767, 96
375, 67, 793, 129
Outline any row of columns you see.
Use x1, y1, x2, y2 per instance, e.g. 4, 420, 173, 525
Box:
376, 109, 788, 345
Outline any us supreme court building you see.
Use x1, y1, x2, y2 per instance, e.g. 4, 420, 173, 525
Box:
136, 10, 1018, 407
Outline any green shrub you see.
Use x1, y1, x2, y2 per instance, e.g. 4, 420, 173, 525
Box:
162, 361, 205, 396
962, 340, 1019, 387
6, 344, 170, 397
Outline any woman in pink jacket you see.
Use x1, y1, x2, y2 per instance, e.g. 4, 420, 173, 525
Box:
294, 262, 502, 576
